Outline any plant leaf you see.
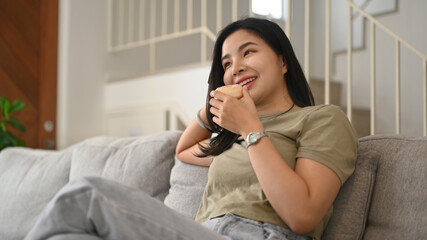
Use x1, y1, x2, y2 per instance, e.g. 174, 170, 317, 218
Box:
6, 118, 26, 132
14, 138, 26, 147
9, 99, 26, 114
0, 97, 7, 111
1, 98, 10, 119
0, 122, 5, 132
0, 131, 14, 145
0, 131, 26, 149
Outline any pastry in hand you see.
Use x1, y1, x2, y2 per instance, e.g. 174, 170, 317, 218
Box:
216, 84, 243, 99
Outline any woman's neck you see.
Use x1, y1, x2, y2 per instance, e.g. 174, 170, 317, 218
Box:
256, 99, 296, 115
256, 87, 297, 114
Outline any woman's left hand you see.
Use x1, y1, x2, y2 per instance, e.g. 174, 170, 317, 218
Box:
209, 87, 263, 137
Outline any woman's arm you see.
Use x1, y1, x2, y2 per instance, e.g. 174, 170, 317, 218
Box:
209, 89, 343, 234
246, 138, 341, 234
175, 107, 212, 167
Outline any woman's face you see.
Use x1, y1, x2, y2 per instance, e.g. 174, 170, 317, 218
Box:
221, 29, 288, 108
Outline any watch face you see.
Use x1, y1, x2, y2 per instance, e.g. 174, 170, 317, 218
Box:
249, 133, 258, 143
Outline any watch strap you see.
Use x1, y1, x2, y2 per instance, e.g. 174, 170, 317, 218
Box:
245, 131, 268, 148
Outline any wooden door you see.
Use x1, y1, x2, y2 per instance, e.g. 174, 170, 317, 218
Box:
0, 0, 58, 149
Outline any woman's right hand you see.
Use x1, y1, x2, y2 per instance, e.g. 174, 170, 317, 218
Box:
209, 88, 264, 139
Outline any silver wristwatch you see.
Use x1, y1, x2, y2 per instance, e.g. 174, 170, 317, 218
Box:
245, 131, 268, 148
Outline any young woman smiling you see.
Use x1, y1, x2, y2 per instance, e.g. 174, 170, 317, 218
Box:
25, 18, 357, 240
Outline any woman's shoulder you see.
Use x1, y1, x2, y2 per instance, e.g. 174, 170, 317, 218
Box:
300, 105, 356, 136
292, 104, 346, 119
293, 104, 353, 130
261, 105, 350, 129
299, 104, 341, 112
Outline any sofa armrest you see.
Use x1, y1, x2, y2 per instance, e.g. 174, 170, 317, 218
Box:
0, 147, 75, 240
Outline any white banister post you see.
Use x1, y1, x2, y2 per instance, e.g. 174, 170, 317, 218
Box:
217, 0, 222, 32
201, 0, 207, 63
187, 0, 193, 29
304, 0, 310, 83
162, 0, 167, 35
174, 0, 180, 33
424, 59, 427, 136
129, 0, 135, 43
249, 0, 254, 17
108, 0, 114, 51
118, 0, 125, 46
395, 40, 401, 134
347, 4, 353, 122
286, 0, 291, 38
324, 0, 331, 105
150, 0, 156, 72
370, 22, 376, 135
232, 0, 238, 21
139, 0, 146, 41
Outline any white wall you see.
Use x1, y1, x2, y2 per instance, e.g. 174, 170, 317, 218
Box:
105, 65, 211, 122
57, 0, 108, 149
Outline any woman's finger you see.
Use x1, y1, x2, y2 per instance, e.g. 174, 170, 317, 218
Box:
209, 106, 220, 116
210, 90, 230, 101
209, 97, 223, 109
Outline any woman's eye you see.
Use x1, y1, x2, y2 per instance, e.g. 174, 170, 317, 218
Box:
223, 62, 231, 69
244, 50, 254, 56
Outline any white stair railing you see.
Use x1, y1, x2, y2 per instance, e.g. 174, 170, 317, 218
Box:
341, 0, 427, 136
107, 0, 220, 71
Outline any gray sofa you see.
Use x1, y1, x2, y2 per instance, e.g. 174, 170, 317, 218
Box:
0, 131, 425, 240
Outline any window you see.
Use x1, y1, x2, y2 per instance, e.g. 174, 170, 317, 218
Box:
252, 0, 287, 19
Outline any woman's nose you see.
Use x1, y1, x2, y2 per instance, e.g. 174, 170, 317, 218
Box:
232, 62, 245, 76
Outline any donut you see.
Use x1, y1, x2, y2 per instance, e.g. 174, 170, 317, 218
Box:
216, 84, 243, 99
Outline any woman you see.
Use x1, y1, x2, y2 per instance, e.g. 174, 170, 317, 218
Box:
25, 18, 357, 240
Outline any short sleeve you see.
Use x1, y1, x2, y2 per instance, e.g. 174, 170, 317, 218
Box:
296, 105, 358, 184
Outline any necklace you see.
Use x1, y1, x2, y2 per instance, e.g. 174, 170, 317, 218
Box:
283, 103, 295, 114
267, 103, 295, 120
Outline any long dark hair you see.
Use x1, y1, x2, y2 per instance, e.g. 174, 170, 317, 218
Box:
199, 18, 314, 157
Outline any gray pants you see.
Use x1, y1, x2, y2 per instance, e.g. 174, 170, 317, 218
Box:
24, 177, 312, 240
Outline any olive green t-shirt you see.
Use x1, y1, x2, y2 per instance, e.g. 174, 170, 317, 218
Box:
195, 105, 358, 240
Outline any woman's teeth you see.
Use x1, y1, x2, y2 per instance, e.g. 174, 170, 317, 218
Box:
239, 77, 256, 86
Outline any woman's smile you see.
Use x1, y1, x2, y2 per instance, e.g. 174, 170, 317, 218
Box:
237, 76, 257, 89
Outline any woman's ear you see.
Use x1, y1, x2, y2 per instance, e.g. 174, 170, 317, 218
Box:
281, 56, 288, 74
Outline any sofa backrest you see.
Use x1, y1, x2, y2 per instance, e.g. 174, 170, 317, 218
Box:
323, 135, 427, 240
69, 130, 182, 201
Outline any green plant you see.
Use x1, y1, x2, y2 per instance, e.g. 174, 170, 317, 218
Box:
0, 97, 26, 151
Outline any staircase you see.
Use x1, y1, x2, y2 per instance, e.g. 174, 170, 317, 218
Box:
310, 79, 370, 137
309, 1, 398, 138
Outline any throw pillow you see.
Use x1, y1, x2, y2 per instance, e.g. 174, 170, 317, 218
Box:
322, 149, 379, 240
164, 156, 209, 219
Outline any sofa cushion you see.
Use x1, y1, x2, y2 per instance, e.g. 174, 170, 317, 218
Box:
164, 156, 209, 219
0, 147, 75, 240
322, 147, 379, 240
358, 136, 427, 240
69, 131, 182, 201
